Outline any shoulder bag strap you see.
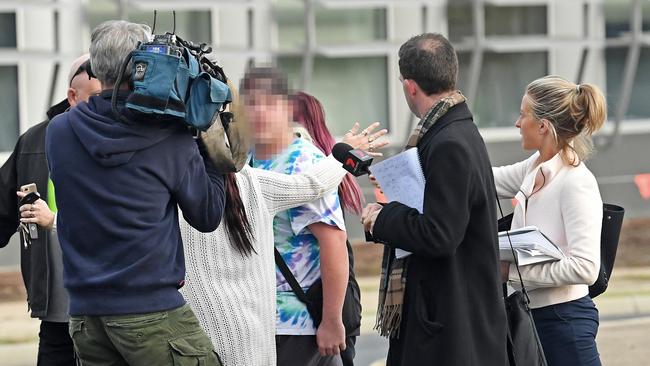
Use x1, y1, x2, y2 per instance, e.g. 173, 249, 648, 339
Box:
274, 247, 311, 305
497, 197, 532, 306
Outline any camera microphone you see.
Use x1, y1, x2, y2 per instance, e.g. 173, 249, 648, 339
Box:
332, 142, 373, 177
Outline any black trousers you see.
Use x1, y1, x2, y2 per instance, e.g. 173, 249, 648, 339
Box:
37, 321, 75, 366
276, 335, 343, 366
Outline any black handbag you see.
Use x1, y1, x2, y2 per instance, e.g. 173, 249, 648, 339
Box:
589, 203, 625, 298
503, 285, 548, 366
497, 201, 625, 299
498, 200, 548, 366
274, 246, 362, 335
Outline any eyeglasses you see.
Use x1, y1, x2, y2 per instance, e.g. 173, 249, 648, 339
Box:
69, 59, 92, 86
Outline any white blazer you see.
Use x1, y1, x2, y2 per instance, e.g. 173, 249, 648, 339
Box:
493, 151, 602, 309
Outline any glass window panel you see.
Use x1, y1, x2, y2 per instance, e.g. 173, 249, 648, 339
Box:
458, 52, 548, 128
448, 4, 547, 42
87, 0, 120, 30
447, 3, 473, 43
604, 2, 631, 38
276, 0, 304, 50
0, 66, 20, 152
276, 0, 387, 50
314, 8, 386, 46
277, 56, 388, 136
0, 13, 17, 48
604, 2, 650, 38
87, 1, 211, 43
484, 6, 547, 37
606, 47, 650, 120
128, 11, 211, 43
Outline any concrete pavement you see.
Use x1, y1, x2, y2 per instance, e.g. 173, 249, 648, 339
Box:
2, 267, 650, 366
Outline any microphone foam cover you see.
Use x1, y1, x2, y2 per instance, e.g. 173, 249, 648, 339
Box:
332, 142, 354, 163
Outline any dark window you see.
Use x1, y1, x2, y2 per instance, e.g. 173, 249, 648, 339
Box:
0, 13, 17, 48
0, 66, 20, 151
278, 56, 389, 136
458, 52, 548, 127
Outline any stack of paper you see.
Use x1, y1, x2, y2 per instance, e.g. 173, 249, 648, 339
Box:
499, 226, 565, 266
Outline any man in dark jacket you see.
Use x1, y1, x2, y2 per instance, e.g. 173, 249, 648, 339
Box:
362, 33, 507, 365
0, 54, 101, 365
45, 20, 226, 365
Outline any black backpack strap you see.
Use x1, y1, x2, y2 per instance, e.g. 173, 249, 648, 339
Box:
274, 247, 311, 305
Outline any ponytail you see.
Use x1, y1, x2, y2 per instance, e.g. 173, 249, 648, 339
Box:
569, 83, 606, 136
525, 76, 607, 165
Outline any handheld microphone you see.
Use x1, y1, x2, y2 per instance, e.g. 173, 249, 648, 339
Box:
332, 142, 379, 242
332, 142, 373, 177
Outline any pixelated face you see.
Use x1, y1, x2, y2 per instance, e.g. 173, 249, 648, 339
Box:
516, 95, 544, 151
243, 87, 291, 145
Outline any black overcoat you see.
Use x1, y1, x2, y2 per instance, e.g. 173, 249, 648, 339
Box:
373, 103, 507, 366
0, 100, 68, 318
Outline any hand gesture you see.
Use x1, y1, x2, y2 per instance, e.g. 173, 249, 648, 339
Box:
341, 122, 389, 157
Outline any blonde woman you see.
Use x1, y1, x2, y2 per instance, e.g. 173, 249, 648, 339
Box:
494, 75, 606, 366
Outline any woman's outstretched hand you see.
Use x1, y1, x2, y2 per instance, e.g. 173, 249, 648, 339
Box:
341, 122, 389, 157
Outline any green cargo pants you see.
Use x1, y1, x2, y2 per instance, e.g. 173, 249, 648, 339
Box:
69, 304, 222, 366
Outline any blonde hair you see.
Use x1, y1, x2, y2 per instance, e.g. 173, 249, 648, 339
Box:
524, 75, 607, 166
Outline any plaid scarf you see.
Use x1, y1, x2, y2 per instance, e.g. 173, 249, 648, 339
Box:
375, 90, 467, 338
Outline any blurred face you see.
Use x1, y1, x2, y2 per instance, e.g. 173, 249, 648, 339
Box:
243, 88, 292, 147
68, 72, 102, 107
515, 95, 544, 151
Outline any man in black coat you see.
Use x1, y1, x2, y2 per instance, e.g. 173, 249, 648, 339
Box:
362, 33, 507, 365
0, 54, 101, 365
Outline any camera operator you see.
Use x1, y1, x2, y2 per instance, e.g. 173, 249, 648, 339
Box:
0, 53, 100, 366
45, 20, 226, 366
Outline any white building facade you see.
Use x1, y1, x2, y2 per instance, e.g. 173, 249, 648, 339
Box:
0, 0, 648, 252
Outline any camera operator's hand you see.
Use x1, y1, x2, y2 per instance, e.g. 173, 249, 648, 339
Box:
342, 122, 388, 157
17, 191, 55, 230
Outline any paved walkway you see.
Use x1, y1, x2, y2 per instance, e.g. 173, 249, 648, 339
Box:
358, 267, 650, 366
2, 267, 650, 366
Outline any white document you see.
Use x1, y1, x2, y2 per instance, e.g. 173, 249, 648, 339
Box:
499, 226, 565, 266
368, 148, 426, 259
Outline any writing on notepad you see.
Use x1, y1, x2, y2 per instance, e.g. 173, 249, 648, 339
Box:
368, 148, 425, 258
369, 148, 425, 212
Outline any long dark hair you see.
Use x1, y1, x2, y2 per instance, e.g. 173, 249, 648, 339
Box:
222, 81, 255, 256
292, 91, 364, 215
223, 173, 254, 256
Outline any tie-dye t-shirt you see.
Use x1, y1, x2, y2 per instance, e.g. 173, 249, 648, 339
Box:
253, 138, 346, 335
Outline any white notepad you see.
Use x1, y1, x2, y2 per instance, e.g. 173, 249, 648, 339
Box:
499, 226, 565, 266
369, 148, 426, 258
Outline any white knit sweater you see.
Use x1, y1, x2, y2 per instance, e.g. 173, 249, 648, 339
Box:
179, 156, 347, 366
493, 152, 602, 309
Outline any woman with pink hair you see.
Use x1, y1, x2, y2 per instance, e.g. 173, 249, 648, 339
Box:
292, 91, 366, 366
293, 92, 365, 217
